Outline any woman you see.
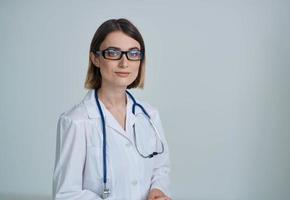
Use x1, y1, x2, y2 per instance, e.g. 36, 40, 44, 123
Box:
53, 18, 171, 200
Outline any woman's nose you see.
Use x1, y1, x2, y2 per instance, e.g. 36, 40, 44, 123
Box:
119, 54, 129, 68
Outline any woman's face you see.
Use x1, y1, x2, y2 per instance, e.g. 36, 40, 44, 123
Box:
91, 31, 141, 89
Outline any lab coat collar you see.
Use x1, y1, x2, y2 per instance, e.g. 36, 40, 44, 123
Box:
83, 89, 137, 134
83, 89, 99, 119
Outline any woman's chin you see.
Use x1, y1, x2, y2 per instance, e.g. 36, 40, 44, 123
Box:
114, 77, 135, 87
113, 80, 134, 88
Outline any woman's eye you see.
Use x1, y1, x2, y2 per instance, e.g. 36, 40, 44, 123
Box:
129, 50, 140, 57
107, 50, 119, 56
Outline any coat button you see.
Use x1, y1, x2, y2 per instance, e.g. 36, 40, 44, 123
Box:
131, 180, 138, 186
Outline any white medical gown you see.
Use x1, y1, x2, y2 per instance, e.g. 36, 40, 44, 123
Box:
52, 89, 171, 200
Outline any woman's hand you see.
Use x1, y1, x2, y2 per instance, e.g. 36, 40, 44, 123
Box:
147, 188, 172, 200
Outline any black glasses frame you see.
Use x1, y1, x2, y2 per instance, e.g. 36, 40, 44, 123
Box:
95, 48, 144, 61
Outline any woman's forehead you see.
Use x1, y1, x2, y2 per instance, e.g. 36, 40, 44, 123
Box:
100, 31, 141, 50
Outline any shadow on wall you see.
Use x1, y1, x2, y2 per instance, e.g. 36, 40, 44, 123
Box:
0, 194, 51, 200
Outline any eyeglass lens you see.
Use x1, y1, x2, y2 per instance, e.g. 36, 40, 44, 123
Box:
103, 48, 142, 60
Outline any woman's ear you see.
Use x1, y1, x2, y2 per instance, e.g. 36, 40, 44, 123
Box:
90, 52, 100, 68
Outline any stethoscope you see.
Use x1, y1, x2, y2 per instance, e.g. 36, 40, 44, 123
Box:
94, 89, 164, 199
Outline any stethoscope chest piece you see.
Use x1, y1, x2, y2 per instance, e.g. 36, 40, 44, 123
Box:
102, 187, 110, 199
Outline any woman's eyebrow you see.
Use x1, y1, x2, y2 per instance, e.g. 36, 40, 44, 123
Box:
128, 47, 140, 50
106, 46, 140, 50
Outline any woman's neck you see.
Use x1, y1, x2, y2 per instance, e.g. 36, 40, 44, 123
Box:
97, 85, 127, 110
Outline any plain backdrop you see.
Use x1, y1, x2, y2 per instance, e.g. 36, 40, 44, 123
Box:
1, 0, 290, 200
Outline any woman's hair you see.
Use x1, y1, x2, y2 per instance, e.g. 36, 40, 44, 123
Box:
84, 18, 146, 90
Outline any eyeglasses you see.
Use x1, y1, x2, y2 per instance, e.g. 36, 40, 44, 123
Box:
95, 48, 144, 61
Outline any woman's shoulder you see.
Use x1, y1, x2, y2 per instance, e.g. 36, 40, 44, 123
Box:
135, 98, 160, 118
58, 90, 97, 122
58, 101, 88, 122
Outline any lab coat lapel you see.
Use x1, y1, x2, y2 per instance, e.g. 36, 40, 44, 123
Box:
83, 89, 136, 137
126, 94, 136, 131
105, 110, 125, 135
105, 93, 137, 135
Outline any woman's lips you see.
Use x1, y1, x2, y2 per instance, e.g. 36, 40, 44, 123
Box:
115, 72, 130, 77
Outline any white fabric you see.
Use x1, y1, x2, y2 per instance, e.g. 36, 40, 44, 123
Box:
52, 89, 171, 200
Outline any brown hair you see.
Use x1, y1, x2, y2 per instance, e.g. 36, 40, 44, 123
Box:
84, 18, 146, 90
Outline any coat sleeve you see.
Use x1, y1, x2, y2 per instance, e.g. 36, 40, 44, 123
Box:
150, 111, 171, 197
53, 115, 106, 200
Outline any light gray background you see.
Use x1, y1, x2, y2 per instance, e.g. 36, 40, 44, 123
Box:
1, 0, 290, 200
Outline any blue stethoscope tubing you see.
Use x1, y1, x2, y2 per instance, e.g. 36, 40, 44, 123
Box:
94, 89, 164, 198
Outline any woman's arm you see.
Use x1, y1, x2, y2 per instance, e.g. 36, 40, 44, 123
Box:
149, 111, 171, 198
53, 115, 105, 200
